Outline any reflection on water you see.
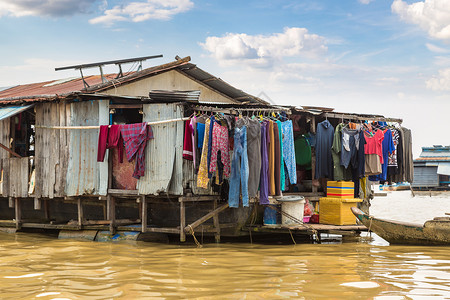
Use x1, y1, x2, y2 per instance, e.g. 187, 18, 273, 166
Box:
0, 191, 448, 299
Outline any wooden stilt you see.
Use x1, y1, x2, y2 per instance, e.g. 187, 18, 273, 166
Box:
213, 199, 221, 243
77, 198, 83, 228
34, 197, 41, 210
141, 196, 147, 233
44, 199, 50, 221
180, 198, 186, 242
14, 198, 21, 230
108, 196, 116, 234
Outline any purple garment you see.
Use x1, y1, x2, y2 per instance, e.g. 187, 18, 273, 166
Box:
369, 129, 395, 182
259, 121, 269, 205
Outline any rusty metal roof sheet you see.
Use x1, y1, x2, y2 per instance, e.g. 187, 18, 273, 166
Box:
0, 56, 266, 105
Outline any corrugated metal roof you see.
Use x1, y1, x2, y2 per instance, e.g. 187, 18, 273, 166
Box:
437, 163, 450, 176
0, 56, 267, 105
0, 104, 34, 121
148, 90, 201, 102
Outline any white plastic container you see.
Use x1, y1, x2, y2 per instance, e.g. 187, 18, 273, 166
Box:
277, 195, 306, 225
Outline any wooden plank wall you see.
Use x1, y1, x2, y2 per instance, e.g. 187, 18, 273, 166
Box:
138, 103, 184, 195
0, 118, 10, 196
35, 102, 70, 198
5, 157, 28, 198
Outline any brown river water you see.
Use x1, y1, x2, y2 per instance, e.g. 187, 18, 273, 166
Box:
0, 191, 449, 299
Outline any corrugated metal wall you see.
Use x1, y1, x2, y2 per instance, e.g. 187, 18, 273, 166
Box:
35, 102, 70, 198
412, 166, 439, 187
138, 103, 184, 195
65, 100, 103, 196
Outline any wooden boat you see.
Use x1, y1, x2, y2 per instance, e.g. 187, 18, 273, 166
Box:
351, 207, 450, 245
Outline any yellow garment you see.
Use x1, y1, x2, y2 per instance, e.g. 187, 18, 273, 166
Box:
197, 119, 211, 189
360, 177, 367, 199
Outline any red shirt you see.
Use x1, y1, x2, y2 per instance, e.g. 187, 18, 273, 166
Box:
364, 129, 384, 163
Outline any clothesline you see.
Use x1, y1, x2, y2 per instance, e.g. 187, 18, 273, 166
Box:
35, 117, 190, 130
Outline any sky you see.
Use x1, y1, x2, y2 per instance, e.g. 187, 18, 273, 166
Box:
0, 0, 449, 158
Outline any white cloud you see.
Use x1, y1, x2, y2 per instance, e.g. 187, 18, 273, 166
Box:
89, 0, 193, 25
358, 0, 374, 4
426, 42, 449, 53
392, 0, 450, 40
0, 0, 98, 17
200, 27, 327, 68
426, 68, 450, 90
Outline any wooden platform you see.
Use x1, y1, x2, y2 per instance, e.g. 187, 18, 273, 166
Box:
246, 223, 367, 236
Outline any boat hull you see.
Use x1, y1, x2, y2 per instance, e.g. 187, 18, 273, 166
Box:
351, 207, 450, 246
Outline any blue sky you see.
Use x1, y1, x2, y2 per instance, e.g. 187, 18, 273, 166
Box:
1, 0, 449, 157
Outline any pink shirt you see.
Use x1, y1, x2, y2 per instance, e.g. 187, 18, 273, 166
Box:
364, 129, 384, 163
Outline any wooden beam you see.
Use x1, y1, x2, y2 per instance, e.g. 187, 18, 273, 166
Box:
179, 195, 221, 202
180, 199, 186, 242
108, 196, 116, 234
108, 189, 139, 196
213, 199, 220, 243
109, 104, 143, 109
34, 197, 41, 210
8, 197, 14, 208
185, 203, 229, 233
77, 198, 83, 228
14, 198, 21, 230
141, 196, 147, 233
0, 142, 22, 158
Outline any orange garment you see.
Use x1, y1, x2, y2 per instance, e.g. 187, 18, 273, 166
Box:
268, 121, 276, 196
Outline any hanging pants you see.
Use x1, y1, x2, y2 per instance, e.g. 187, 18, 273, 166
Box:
282, 120, 297, 185
236, 117, 261, 198
260, 122, 269, 205
229, 126, 249, 208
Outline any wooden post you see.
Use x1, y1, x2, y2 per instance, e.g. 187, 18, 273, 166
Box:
180, 198, 186, 242
310, 116, 318, 193
8, 197, 14, 208
44, 199, 50, 221
34, 197, 41, 210
141, 196, 147, 233
77, 198, 83, 228
213, 199, 220, 243
14, 198, 21, 230
108, 196, 115, 234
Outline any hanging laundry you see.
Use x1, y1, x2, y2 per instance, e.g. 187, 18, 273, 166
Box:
369, 129, 395, 182
364, 129, 384, 176
276, 120, 285, 191
120, 123, 154, 179
237, 117, 261, 198
281, 120, 297, 185
315, 120, 334, 179
97, 124, 123, 163
183, 120, 194, 160
229, 125, 249, 208
197, 119, 211, 189
331, 123, 351, 181
273, 121, 282, 196
209, 123, 230, 178
259, 121, 269, 205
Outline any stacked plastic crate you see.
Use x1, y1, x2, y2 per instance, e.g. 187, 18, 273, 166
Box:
319, 181, 362, 225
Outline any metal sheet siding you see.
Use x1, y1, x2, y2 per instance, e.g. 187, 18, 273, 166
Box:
65, 101, 100, 196
0, 105, 34, 121
412, 166, 439, 187
138, 103, 184, 195
98, 100, 109, 195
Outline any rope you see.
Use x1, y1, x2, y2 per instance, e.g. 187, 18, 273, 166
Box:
35, 117, 190, 130
288, 229, 296, 245
266, 205, 320, 243
187, 225, 203, 248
